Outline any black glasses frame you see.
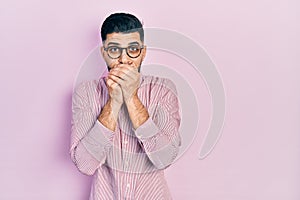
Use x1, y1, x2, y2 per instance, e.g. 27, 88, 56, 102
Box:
104, 45, 144, 59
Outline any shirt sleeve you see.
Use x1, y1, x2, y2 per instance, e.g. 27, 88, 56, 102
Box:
70, 81, 114, 176
134, 78, 181, 170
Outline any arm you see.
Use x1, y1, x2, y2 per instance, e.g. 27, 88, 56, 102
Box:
124, 94, 149, 129
108, 65, 148, 129
98, 78, 123, 131
70, 81, 115, 175
133, 79, 181, 169
98, 98, 122, 131
108, 66, 181, 169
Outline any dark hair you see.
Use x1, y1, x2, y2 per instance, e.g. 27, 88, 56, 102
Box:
101, 13, 144, 42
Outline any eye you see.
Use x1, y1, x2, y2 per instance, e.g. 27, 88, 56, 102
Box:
108, 46, 120, 53
128, 46, 139, 52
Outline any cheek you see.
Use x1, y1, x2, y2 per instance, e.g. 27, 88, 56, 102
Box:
134, 58, 143, 68
104, 56, 117, 68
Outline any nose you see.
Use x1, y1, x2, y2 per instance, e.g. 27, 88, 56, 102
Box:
118, 49, 130, 64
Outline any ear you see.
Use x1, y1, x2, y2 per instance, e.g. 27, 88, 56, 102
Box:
141, 45, 147, 61
100, 46, 105, 57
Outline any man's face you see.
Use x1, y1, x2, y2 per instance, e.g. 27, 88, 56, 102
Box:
101, 32, 146, 72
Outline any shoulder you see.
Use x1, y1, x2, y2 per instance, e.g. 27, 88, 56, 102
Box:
73, 79, 102, 97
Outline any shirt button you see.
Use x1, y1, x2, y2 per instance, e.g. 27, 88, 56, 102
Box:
127, 183, 130, 188
124, 140, 128, 145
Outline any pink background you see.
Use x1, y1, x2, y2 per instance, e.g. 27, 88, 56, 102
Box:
1, 0, 299, 199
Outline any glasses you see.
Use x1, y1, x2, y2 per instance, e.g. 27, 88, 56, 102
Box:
104, 45, 144, 59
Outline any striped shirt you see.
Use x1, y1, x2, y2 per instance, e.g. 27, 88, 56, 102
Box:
70, 74, 181, 200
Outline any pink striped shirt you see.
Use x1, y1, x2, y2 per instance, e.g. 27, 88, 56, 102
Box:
70, 74, 181, 200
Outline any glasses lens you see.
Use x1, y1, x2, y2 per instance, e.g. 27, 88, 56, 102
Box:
107, 47, 121, 59
106, 45, 143, 59
127, 45, 141, 58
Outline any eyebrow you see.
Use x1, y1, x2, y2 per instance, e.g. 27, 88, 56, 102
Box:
106, 41, 141, 46
128, 41, 140, 45
107, 42, 120, 46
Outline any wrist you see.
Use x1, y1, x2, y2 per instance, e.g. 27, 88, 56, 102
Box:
108, 98, 122, 120
110, 98, 123, 109
124, 93, 138, 106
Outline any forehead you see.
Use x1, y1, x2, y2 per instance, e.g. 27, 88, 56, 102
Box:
104, 32, 142, 45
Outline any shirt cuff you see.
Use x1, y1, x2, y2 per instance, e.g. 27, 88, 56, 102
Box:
80, 120, 115, 162
134, 118, 160, 140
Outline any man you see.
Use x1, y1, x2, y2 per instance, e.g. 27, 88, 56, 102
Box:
70, 13, 181, 200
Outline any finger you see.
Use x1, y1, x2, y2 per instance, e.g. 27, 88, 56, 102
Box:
106, 77, 120, 88
110, 66, 137, 81
121, 67, 139, 82
114, 64, 137, 72
111, 66, 138, 81
116, 64, 135, 68
108, 74, 125, 86
125, 67, 139, 80
109, 69, 128, 80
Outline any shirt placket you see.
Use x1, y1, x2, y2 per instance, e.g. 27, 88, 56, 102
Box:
117, 106, 133, 199
121, 132, 132, 199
